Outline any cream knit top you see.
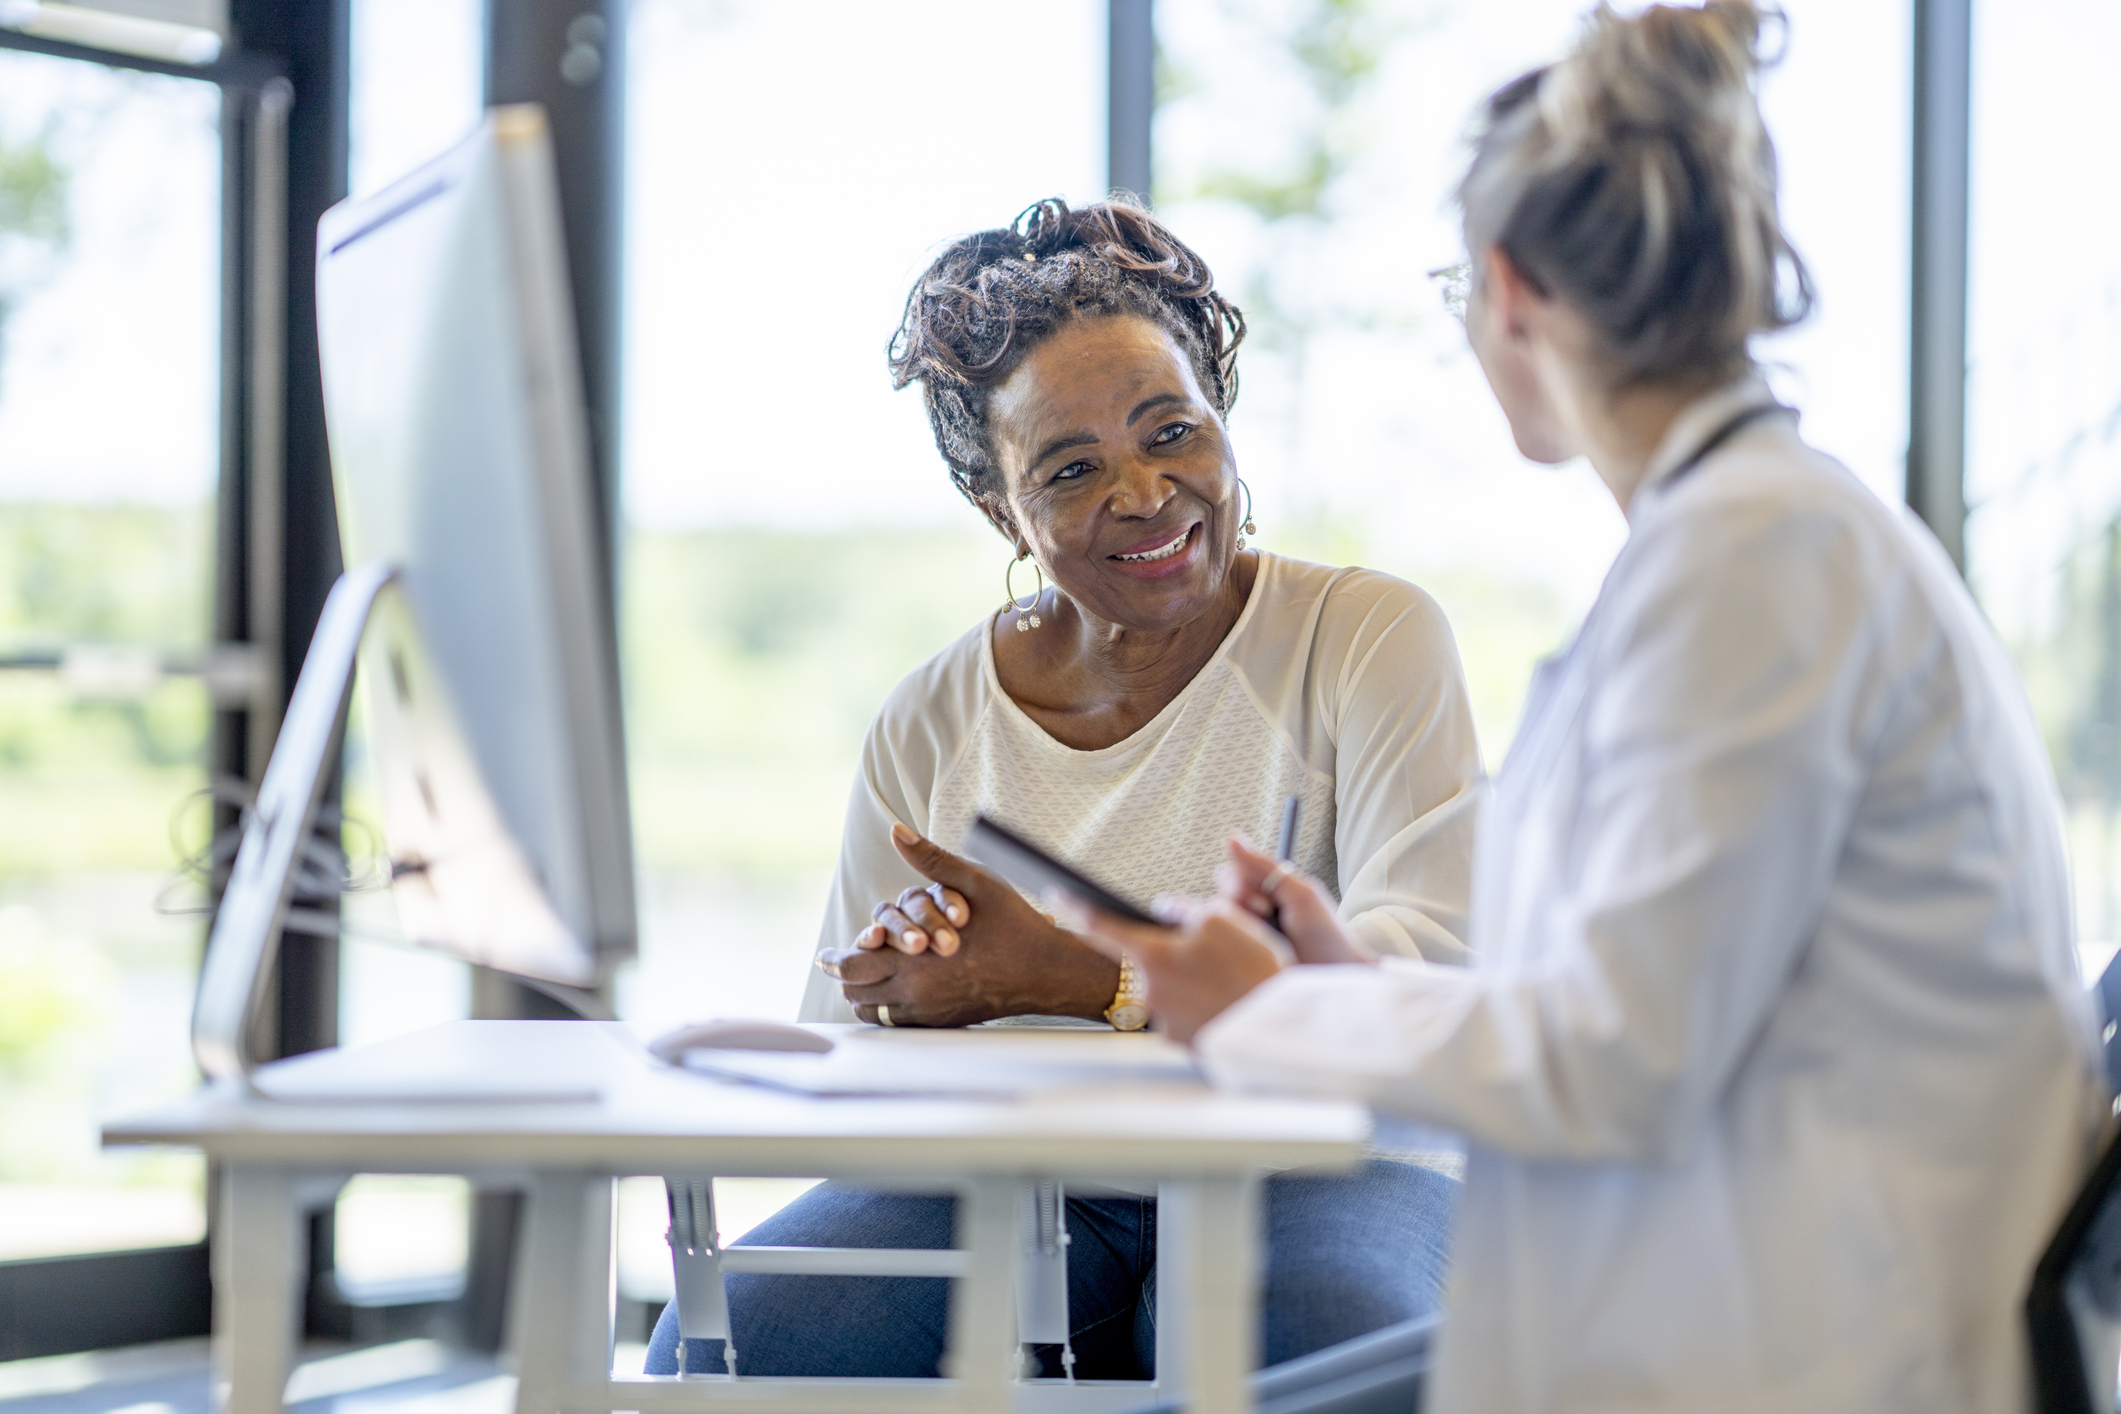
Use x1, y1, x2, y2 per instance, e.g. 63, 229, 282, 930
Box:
799, 552, 1483, 1024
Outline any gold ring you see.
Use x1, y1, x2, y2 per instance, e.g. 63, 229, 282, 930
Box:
1260, 863, 1294, 896
877, 1004, 895, 1027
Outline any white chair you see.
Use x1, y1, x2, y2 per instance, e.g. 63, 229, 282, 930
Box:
662, 1175, 1074, 1378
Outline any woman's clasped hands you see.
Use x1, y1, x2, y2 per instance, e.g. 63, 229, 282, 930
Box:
817, 822, 1124, 1028
817, 825, 1374, 1039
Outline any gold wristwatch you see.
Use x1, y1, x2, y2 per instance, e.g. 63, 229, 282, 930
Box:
1105, 954, 1150, 1031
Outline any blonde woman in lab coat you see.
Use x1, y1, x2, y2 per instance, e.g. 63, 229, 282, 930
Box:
1061, 3, 2111, 1410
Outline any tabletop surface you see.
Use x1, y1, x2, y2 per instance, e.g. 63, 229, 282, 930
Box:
105, 1020, 1370, 1178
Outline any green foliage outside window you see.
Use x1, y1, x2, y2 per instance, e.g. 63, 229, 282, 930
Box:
0, 120, 69, 375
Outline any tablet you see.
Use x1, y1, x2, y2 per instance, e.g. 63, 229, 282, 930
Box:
961, 815, 1159, 925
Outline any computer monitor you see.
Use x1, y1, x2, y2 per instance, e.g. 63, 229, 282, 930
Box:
189, 105, 636, 1084
311, 105, 636, 991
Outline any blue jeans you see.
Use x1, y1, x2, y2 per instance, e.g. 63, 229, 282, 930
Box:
644, 1160, 1457, 1379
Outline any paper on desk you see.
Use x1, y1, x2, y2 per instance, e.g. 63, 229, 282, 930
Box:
676, 1032, 1202, 1097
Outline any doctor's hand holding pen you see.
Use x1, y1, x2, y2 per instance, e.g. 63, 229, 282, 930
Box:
1217, 835, 1376, 967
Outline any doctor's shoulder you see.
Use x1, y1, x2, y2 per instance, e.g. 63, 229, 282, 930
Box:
1637, 439, 1908, 591
1612, 443, 1935, 680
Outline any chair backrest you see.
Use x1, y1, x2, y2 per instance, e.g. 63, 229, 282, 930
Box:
2097, 957, 2121, 1097
2028, 951, 2121, 1414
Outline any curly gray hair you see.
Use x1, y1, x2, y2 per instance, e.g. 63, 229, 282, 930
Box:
888, 197, 1246, 515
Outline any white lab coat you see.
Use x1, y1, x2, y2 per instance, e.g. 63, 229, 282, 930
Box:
1196, 379, 2111, 1413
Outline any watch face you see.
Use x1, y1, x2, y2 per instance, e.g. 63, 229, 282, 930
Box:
1107, 1003, 1151, 1032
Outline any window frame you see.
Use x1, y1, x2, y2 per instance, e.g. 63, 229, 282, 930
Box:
0, 5, 342, 1359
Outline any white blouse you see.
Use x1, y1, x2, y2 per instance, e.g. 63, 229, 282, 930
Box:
799, 551, 1482, 1024
1197, 383, 2110, 1414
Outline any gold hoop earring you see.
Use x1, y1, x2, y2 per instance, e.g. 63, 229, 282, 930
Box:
1004, 553, 1044, 632
1235, 478, 1258, 553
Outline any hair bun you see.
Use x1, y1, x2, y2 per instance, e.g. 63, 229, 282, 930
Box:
1541, 1, 1774, 165
1458, 1, 1811, 387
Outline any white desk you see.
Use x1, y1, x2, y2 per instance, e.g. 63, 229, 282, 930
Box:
105, 1020, 1369, 1414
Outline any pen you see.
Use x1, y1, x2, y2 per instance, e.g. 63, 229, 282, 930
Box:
1266, 794, 1301, 929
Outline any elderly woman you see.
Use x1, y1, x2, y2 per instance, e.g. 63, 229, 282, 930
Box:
645, 198, 1480, 1379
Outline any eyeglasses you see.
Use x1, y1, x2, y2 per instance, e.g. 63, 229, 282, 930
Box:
1427, 262, 1470, 323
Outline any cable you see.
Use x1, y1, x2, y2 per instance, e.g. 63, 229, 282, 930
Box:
160, 776, 615, 1022
157, 775, 392, 924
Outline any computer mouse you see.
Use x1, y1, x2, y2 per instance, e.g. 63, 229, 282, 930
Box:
647, 1019, 836, 1064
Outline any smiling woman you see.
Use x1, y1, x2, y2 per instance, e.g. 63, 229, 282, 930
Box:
643, 197, 1480, 1382
816, 198, 1480, 1026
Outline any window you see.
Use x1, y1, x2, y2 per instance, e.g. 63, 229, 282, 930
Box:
1154, 0, 1909, 756
616, 0, 1105, 1032
1963, 0, 2121, 957
0, 47, 221, 1261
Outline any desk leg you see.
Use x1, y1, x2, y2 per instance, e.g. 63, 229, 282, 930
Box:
511, 1172, 614, 1414
945, 1178, 1018, 1413
1156, 1177, 1261, 1414
212, 1166, 303, 1414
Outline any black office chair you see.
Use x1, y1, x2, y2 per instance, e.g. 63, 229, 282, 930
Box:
1120, 1313, 1437, 1414
2028, 950, 2121, 1414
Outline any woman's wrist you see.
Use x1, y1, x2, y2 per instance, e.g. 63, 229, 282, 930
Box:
1023, 926, 1122, 1021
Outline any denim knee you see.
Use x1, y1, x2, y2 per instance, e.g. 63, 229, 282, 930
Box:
1258, 1159, 1461, 1365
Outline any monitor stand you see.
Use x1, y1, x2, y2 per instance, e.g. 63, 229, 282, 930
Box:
189, 562, 601, 1104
